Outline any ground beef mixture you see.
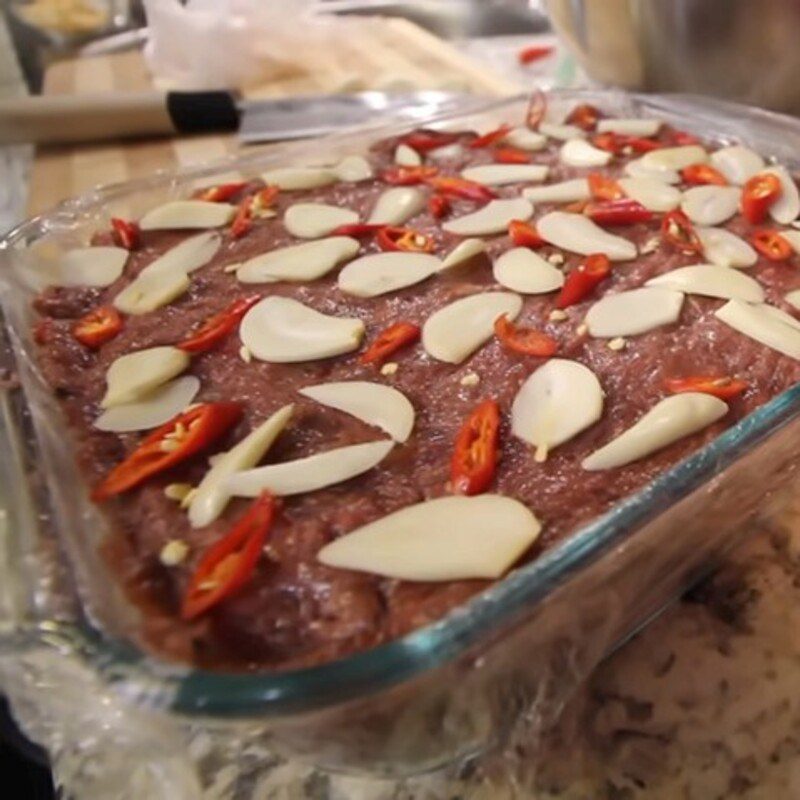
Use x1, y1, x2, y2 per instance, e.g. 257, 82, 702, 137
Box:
30, 112, 800, 671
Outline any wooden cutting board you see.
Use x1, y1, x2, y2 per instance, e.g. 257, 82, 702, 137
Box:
26, 17, 521, 217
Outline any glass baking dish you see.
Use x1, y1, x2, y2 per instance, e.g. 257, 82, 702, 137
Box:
3, 89, 800, 797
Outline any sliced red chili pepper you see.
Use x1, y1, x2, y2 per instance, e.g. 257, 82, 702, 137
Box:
661, 209, 703, 254
111, 217, 141, 251
494, 314, 557, 357
588, 172, 625, 201
493, 147, 530, 164
624, 136, 662, 153
525, 89, 547, 131
666, 128, 700, 146
469, 124, 512, 149
399, 130, 460, 153
565, 103, 601, 132
92, 402, 243, 501
181, 492, 275, 620
72, 306, 123, 349
591, 132, 621, 153
360, 321, 421, 366
591, 132, 660, 155
741, 173, 782, 224
178, 295, 262, 354
426, 176, 496, 203
555, 253, 612, 309
508, 219, 545, 248
376, 226, 435, 253
193, 181, 248, 203
665, 375, 748, 400
230, 186, 280, 239
428, 194, 450, 219
33, 318, 53, 345
381, 165, 439, 185
450, 399, 500, 496
330, 222, 385, 238
680, 164, 728, 186
561, 199, 589, 214
586, 199, 653, 226
517, 44, 554, 65
750, 229, 794, 261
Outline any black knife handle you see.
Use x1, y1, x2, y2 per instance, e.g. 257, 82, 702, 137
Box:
166, 91, 241, 135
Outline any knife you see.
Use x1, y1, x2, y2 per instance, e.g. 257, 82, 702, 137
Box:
0, 89, 469, 146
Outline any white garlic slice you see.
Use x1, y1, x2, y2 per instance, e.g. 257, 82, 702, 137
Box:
680, 185, 740, 226
460, 164, 548, 186
139, 200, 235, 230
539, 122, 586, 141
582, 393, 728, 471
427, 143, 463, 162
394, 144, 422, 166
189, 404, 294, 528
227, 439, 393, 498
503, 127, 547, 151
335, 155, 373, 182
624, 158, 680, 184
493, 247, 564, 294
240, 296, 364, 362
763, 166, 800, 224
586, 287, 684, 337
560, 139, 612, 168
52, 247, 128, 288
536, 212, 637, 261
646, 264, 764, 302
146, 231, 222, 275
618, 177, 681, 212
283, 203, 359, 239
317, 494, 541, 581
300, 381, 414, 443
785, 290, 800, 311
113, 267, 190, 315
443, 198, 533, 236
511, 359, 603, 456
715, 299, 800, 359
710, 145, 764, 185
422, 291, 522, 363
94, 376, 200, 433
261, 166, 337, 190
440, 238, 486, 269
338, 252, 440, 298
597, 118, 661, 137
522, 178, 590, 204
237, 237, 359, 283
101, 346, 190, 408
781, 230, 800, 254
762, 303, 800, 331
641, 145, 708, 172
695, 226, 757, 268
367, 187, 425, 226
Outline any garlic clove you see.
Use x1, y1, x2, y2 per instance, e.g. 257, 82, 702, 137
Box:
146, 231, 222, 275
442, 198, 533, 236
641, 145, 708, 171
715, 299, 800, 359
101, 346, 190, 408
367, 187, 425, 226
460, 164, 548, 186
781, 230, 800, 254
338, 252, 441, 297
440, 238, 487, 269
113, 267, 190, 314
624, 158, 680, 184
139, 200, 235, 230
762, 303, 800, 331
502, 127, 547, 151
646, 264, 764, 302
261, 166, 337, 190
785, 290, 800, 312
618, 177, 681, 212
586, 287, 684, 337
335, 155, 374, 182
709, 145, 764, 185
539, 122, 586, 141
394, 144, 422, 166
522, 178, 590, 204
283, 203, 359, 239
597, 118, 662, 137
536, 211, 637, 261
53, 247, 128, 288
559, 139, 612, 168
680, 185, 741, 226
237, 236, 360, 283
493, 247, 564, 294
695, 226, 757, 268
763, 166, 800, 224
427, 143, 464, 162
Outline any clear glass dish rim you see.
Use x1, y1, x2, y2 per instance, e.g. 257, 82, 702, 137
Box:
4, 89, 800, 719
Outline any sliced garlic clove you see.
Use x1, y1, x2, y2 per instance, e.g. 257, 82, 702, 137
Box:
582, 393, 728, 471
522, 178, 590, 205
94, 376, 199, 433
427, 143, 464, 162
283, 203, 359, 239
189, 404, 294, 528
113, 267, 190, 314
440, 238, 486, 269
240, 296, 364, 362
493, 247, 564, 294
139, 201, 235, 230
237, 236, 360, 283
318, 494, 541, 581
763, 166, 800, 224
460, 164, 548, 186
586, 287, 684, 337
338, 252, 441, 297
646, 264, 764, 302
786, 290, 800, 311
596, 118, 662, 137
511, 359, 603, 455
368, 187, 425, 225
423, 291, 522, 363
536, 211, 637, 261
618, 177, 681, 212
624, 158, 680, 184
300, 381, 414, 443
641, 145, 708, 171
680, 185, 740, 226
442, 198, 533, 236
503, 127, 547, 151
394, 144, 422, 166
560, 139, 611, 168
335, 155, 374, 182
228, 439, 393, 497
53, 247, 128, 287
539, 121, 586, 141
101, 346, 190, 408
709, 145, 764, 185
715, 299, 800, 359
145, 231, 222, 276
695, 226, 757, 268
261, 166, 337, 190
762, 303, 800, 331
781, 230, 800, 254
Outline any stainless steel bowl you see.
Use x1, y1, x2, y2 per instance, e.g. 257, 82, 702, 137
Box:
546, 0, 800, 113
